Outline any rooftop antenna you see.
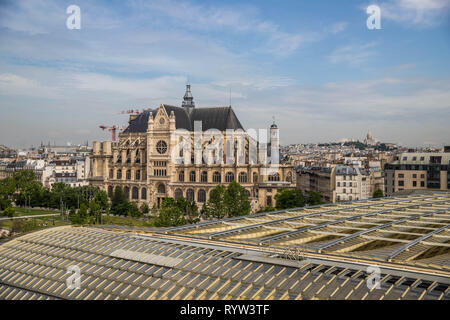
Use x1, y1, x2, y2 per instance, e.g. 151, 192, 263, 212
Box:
229, 88, 231, 107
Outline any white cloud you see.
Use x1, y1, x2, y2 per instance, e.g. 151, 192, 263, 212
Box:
330, 22, 349, 34
328, 42, 378, 66
379, 0, 450, 26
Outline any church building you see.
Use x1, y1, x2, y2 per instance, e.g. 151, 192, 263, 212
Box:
90, 84, 295, 211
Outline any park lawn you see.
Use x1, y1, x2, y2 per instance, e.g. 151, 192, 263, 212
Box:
12, 207, 60, 217
0, 216, 70, 231
102, 215, 155, 227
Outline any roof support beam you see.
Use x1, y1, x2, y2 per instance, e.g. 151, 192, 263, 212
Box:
387, 224, 450, 262
316, 208, 449, 253
259, 202, 444, 244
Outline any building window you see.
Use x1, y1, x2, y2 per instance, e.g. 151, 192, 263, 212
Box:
398, 174, 404, 178
343, 188, 346, 194
124, 186, 130, 199
109, 169, 113, 179
107, 186, 113, 197
198, 190, 206, 203
157, 184, 165, 194
141, 188, 147, 200
349, 196, 352, 201
117, 169, 122, 180
413, 174, 417, 178
225, 172, 235, 183
266, 196, 272, 206
213, 172, 221, 183
156, 140, 167, 154
154, 169, 167, 176
186, 189, 194, 202
421, 174, 425, 179
126, 170, 131, 180
174, 188, 183, 200
413, 181, 417, 187
179, 171, 184, 182
135, 170, 141, 181
268, 173, 280, 182
238, 172, 248, 183
253, 172, 258, 183
398, 180, 404, 187
132, 187, 139, 200
420, 157, 425, 161
190, 171, 196, 182
201, 171, 208, 183
421, 181, 425, 187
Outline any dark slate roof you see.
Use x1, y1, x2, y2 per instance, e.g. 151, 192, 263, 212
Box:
123, 105, 244, 133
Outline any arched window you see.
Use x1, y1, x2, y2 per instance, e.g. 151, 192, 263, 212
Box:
141, 188, 147, 200
174, 188, 183, 200
135, 170, 141, 181
157, 184, 165, 194
186, 189, 194, 202
201, 171, 208, 183
245, 190, 250, 197
213, 172, 221, 183
269, 173, 280, 182
135, 150, 140, 163
107, 186, 113, 197
238, 172, 247, 183
189, 171, 196, 182
179, 171, 184, 182
126, 170, 131, 180
132, 187, 139, 200
225, 172, 234, 183
253, 172, 258, 183
124, 186, 130, 198
109, 169, 113, 179
117, 169, 122, 180
198, 189, 206, 203
286, 172, 292, 183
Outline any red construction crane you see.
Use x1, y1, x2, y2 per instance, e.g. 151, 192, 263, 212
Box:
99, 125, 117, 141
119, 109, 140, 115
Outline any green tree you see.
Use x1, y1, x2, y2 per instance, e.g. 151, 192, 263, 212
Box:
94, 190, 109, 211
174, 197, 199, 223
70, 203, 90, 225
154, 205, 186, 227
373, 189, 384, 198
2, 206, 15, 218
202, 185, 227, 219
127, 202, 141, 217
140, 202, 150, 215
110, 187, 129, 216
275, 189, 305, 209
306, 191, 323, 206
224, 181, 251, 217
89, 199, 101, 223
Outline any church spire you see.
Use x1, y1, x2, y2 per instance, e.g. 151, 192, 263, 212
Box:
182, 82, 195, 109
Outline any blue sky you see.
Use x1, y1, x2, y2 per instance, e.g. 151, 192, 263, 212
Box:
0, 0, 449, 148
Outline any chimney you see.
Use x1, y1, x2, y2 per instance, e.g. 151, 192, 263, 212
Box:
129, 114, 138, 124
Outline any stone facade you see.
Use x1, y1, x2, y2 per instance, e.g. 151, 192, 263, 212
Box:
90, 85, 295, 211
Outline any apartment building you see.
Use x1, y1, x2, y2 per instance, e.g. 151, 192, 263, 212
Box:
297, 164, 372, 203
384, 148, 450, 196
